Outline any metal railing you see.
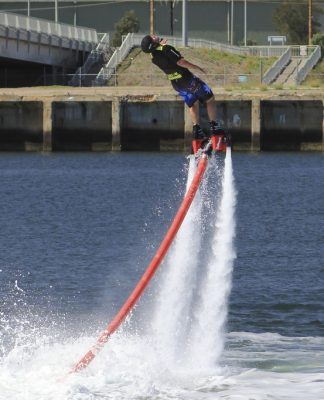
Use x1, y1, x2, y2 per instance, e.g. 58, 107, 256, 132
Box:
160, 36, 249, 55
246, 45, 318, 58
120, 33, 249, 54
27, 69, 324, 88
69, 33, 112, 86
0, 11, 97, 44
290, 45, 318, 57
96, 33, 110, 52
106, 72, 263, 87
262, 47, 291, 84
66, 71, 264, 88
246, 46, 289, 57
95, 32, 135, 85
296, 45, 321, 84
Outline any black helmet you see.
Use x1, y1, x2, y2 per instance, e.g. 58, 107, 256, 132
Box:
141, 35, 155, 53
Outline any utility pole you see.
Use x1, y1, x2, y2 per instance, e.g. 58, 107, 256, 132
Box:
308, 0, 312, 45
150, 0, 154, 34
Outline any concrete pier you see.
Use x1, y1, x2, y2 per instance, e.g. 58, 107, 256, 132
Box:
251, 99, 261, 151
0, 101, 43, 151
120, 99, 184, 151
0, 87, 322, 152
52, 101, 112, 151
43, 100, 52, 152
322, 100, 324, 150
112, 98, 121, 151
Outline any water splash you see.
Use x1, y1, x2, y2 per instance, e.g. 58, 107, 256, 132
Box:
150, 155, 203, 367
150, 149, 236, 373
189, 147, 236, 371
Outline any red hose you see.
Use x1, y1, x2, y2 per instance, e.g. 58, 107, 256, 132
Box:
70, 154, 209, 373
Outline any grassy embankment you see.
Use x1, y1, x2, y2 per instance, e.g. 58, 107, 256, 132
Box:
112, 47, 277, 90
302, 59, 324, 88
112, 47, 324, 90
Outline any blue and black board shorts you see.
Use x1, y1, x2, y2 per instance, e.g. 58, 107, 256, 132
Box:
172, 76, 214, 108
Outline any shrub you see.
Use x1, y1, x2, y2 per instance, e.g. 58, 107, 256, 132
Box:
112, 11, 140, 47
312, 33, 324, 59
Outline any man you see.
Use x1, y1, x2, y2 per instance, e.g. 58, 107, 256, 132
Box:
141, 34, 221, 139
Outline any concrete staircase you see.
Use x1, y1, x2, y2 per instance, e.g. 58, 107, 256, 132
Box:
264, 46, 321, 86
69, 33, 114, 87
274, 58, 307, 85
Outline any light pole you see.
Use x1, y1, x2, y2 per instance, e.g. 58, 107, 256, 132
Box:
74, 1, 77, 26
170, 0, 174, 36
55, 0, 58, 23
308, 0, 312, 45
227, 0, 230, 43
182, 0, 188, 46
27, 0, 30, 17
244, 0, 247, 46
230, 0, 234, 45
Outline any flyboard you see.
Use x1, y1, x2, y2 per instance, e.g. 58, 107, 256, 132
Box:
68, 128, 231, 375
192, 126, 231, 156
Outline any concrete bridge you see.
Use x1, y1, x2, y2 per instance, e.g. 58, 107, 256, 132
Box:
0, 11, 98, 86
0, 11, 97, 67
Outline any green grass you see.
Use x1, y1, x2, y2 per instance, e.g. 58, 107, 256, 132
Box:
114, 47, 277, 89
302, 59, 324, 88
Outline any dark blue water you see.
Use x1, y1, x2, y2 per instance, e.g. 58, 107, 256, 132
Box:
0, 152, 323, 343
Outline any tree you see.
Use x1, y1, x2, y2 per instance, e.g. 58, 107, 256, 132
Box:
312, 33, 324, 58
273, 0, 323, 44
112, 11, 140, 47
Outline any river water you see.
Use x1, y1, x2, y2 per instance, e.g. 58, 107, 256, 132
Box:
0, 151, 323, 399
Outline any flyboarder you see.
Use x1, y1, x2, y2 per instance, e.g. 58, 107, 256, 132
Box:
140, 34, 223, 140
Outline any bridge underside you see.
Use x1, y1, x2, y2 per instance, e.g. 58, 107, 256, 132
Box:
0, 57, 77, 87
0, 12, 98, 86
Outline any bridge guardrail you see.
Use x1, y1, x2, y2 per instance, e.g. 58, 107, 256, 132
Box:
0, 11, 97, 44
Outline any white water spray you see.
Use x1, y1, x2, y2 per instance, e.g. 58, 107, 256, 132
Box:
151, 148, 236, 373
150, 155, 203, 366
189, 147, 236, 370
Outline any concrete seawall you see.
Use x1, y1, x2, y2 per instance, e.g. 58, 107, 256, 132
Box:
0, 87, 323, 152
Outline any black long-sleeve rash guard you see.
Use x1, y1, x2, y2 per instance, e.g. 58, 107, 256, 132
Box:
151, 44, 193, 85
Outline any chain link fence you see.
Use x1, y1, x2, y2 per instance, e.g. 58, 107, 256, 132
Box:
33, 71, 264, 88
27, 71, 323, 88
